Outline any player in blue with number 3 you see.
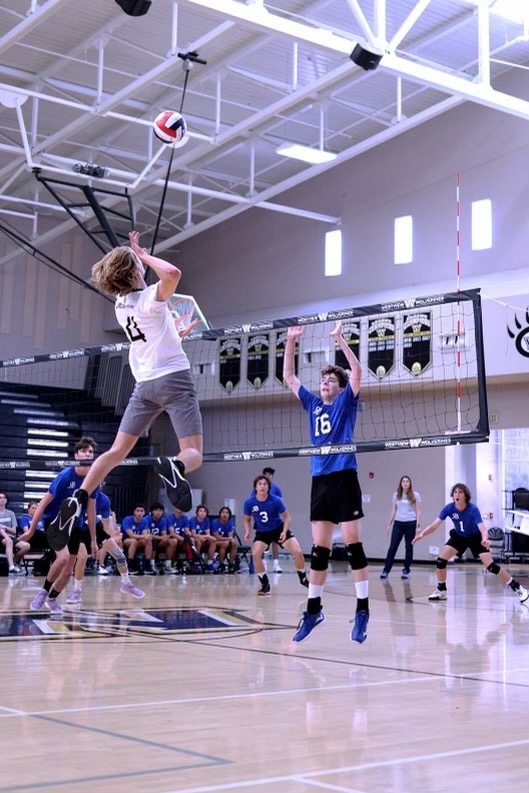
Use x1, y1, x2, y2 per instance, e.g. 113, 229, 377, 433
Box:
50, 231, 203, 539
244, 476, 308, 595
284, 320, 370, 644
413, 483, 528, 603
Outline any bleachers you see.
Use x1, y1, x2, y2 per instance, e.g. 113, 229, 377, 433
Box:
0, 381, 149, 524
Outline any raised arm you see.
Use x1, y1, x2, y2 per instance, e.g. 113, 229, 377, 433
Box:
330, 321, 361, 396
129, 231, 181, 302
283, 326, 303, 397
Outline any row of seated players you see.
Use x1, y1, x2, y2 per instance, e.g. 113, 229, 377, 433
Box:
116, 503, 239, 575
2, 499, 240, 576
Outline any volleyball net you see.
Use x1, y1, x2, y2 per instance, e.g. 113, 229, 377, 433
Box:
0, 288, 488, 476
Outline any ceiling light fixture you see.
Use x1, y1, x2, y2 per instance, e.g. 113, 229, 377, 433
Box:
276, 144, 337, 164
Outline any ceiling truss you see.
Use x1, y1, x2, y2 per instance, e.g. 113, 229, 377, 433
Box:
0, 0, 527, 263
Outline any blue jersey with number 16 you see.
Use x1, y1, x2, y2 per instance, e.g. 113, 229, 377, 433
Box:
298, 384, 359, 476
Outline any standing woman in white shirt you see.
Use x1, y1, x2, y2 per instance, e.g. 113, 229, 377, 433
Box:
380, 476, 421, 580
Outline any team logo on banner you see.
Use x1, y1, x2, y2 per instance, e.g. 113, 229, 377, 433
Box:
247, 334, 269, 389
402, 312, 432, 376
368, 317, 395, 379
334, 321, 360, 370
507, 309, 529, 358
219, 337, 241, 392
275, 331, 298, 384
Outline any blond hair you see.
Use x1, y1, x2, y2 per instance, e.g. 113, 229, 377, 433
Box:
91, 246, 139, 296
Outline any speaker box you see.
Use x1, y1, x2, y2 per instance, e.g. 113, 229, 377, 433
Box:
350, 44, 383, 71
114, 0, 151, 16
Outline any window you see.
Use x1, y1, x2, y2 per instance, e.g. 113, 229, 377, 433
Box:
394, 215, 413, 264
325, 229, 342, 276
471, 199, 492, 250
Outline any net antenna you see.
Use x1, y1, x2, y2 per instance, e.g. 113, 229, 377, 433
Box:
168, 292, 211, 334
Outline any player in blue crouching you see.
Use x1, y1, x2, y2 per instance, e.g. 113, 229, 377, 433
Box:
283, 321, 370, 644
413, 483, 529, 604
244, 476, 308, 595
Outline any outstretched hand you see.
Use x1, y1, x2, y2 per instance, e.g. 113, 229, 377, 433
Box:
287, 326, 304, 339
330, 320, 343, 340
129, 230, 148, 260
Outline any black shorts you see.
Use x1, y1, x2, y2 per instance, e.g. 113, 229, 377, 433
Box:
310, 468, 364, 524
446, 529, 488, 558
80, 521, 108, 550
28, 532, 49, 551
254, 524, 293, 548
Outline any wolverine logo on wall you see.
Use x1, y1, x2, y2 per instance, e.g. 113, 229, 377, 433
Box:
507, 310, 529, 358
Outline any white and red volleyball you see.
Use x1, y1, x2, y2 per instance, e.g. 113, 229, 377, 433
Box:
152, 110, 187, 145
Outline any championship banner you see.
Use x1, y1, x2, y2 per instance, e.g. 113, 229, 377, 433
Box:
275, 331, 298, 384
368, 316, 395, 380
219, 337, 241, 392
335, 321, 360, 370
402, 312, 432, 376
247, 333, 269, 389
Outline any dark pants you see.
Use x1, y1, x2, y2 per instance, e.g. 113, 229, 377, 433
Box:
383, 520, 417, 573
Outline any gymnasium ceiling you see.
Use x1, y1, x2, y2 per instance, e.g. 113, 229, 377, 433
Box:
0, 0, 528, 260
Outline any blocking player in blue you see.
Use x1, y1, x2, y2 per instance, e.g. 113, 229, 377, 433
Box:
413, 482, 529, 603
18, 436, 99, 615
284, 321, 369, 644
244, 476, 308, 595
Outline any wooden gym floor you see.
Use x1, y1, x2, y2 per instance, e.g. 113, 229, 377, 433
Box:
0, 560, 528, 793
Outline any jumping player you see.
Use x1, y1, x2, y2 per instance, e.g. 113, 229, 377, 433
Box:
413, 483, 529, 604
283, 321, 369, 644
50, 230, 203, 542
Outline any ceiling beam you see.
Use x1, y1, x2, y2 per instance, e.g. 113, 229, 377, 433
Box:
151, 94, 462, 252
182, 0, 529, 120
0, 0, 70, 57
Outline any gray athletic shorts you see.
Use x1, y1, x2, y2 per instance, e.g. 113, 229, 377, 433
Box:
119, 369, 203, 439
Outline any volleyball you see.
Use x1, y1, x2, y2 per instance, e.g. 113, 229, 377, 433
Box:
411, 361, 422, 376
153, 110, 187, 145
376, 365, 386, 379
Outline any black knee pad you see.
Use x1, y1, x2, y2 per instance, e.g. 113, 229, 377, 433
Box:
346, 542, 367, 570
436, 557, 448, 570
487, 562, 500, 575
310, 545, 331, 571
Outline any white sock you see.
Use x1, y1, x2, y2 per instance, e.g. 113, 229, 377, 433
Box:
308, 583, 324, 599
354, 580, 369, 599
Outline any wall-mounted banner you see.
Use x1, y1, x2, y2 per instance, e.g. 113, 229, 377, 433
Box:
219, 337, 241, 392
247, 334, 269, 389
402, 312, 432, 376
334, 321, 360, 370
275, 331, 298, 384
368, 316, 395, 380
